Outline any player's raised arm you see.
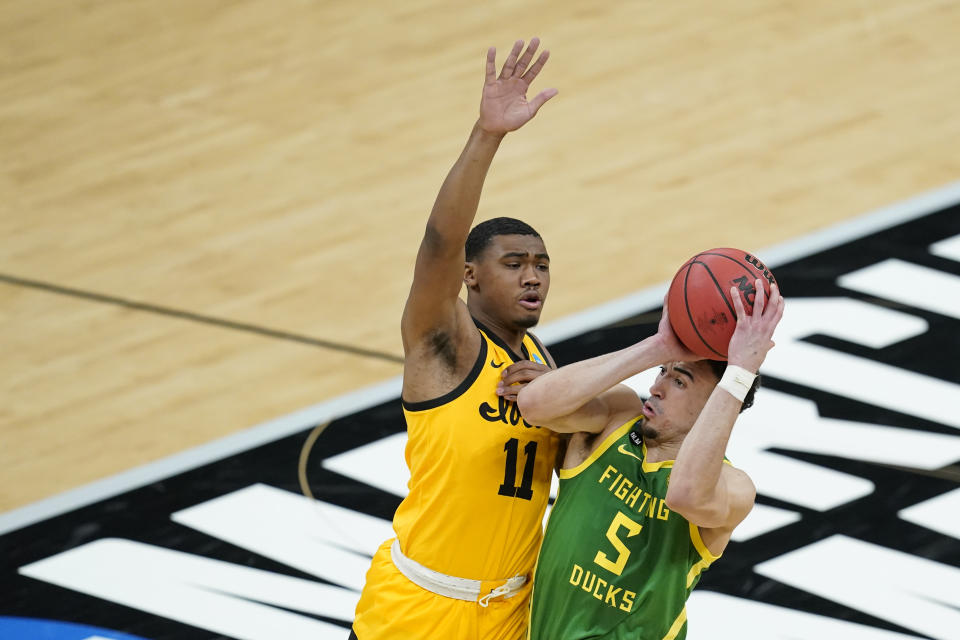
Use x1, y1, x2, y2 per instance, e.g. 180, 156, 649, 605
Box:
401, 39, 558, 354
666, 281, 784, 530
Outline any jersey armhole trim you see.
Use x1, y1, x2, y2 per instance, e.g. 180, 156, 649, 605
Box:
685, 523, 719, 590
401, 338, 488, 412
525, 331, 552, 368
660, 606, 687, 640
689, 522, 722, 563
558, 419, 637, 479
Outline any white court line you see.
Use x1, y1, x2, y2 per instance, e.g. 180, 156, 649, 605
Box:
2, 180, 960, 536
930, 234, 960, 261
536, 181, 960, 345
899, 488, 960, 540
839, 259, 960, 319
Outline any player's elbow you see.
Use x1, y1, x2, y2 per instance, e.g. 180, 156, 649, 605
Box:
666, 491, 726, 529
665, 482, 717, 523
667, 478, 756, 529
516, 385, 550, 425
664, 482, 699, 514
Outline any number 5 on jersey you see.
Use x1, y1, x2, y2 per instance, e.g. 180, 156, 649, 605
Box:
594, 511, 643, 576
498, 438, 537, 500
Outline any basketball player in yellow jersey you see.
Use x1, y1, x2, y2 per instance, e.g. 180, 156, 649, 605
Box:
350, 38, 560, 640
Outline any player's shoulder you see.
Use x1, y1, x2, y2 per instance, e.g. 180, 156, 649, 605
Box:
565, 416, 641, 470
401, 304, 486, 402
404, 300, 480, 362
523, 330, 554, 367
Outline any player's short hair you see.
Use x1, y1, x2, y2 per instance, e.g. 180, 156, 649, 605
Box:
706, 359, 760, 413
465, 217, 542, 262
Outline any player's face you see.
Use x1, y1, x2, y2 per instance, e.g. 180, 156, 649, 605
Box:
465, 234, 550, 328
641, 361, 720, 439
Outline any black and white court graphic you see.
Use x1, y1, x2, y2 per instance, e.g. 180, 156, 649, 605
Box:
2, 193, 959, 640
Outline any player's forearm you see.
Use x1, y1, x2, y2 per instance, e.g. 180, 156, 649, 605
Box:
422, 122, 505, 255
665, 388, 740, 511
518, 337, 668, 425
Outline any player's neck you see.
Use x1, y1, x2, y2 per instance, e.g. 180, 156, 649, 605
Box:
643, 436, 683, 463
470, 310, 527, 354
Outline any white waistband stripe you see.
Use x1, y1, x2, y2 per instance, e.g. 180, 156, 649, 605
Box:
389, 539, 526, 607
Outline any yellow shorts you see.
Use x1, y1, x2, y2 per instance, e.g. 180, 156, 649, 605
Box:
353, 539, 532, 640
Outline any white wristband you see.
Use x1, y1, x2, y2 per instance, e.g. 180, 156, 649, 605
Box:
718, 365, 756, 402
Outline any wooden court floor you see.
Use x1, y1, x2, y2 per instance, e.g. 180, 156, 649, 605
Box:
3, 0, 960, 513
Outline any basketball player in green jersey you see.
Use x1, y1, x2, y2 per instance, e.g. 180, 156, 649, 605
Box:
515, 281, 784, 640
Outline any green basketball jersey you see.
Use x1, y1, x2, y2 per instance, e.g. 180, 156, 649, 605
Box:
528, 419, 721, 640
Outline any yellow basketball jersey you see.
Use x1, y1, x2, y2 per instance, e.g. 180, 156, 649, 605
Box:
393, 319, 559, 581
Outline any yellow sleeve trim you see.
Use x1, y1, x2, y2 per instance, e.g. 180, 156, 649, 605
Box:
686, 523, 721, 588
689, 522, 721, 562
558, 420, 636, 479
685, 556, 712, 589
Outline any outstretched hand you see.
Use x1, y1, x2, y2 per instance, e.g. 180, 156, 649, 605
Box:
727, 280, 785, 372
479, 38, 558, 135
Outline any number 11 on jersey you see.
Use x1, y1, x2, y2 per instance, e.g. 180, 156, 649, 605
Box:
498, 438, 537, 500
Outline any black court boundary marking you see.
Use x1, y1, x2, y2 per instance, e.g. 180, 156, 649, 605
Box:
0, 272, 404, 364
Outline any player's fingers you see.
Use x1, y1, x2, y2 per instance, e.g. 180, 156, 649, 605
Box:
504, 366, 548, 386
496, 383, 518, 399
528, 88, 559, 115
499, 39, 524, 79
497, 373, 528, 394
772, 294, 785, 326
502, 360, 537, 374
499, 373, 526, 387
496, 380, 514, 396
499, 364, 531, 384
730, 285, 747, 320
514, 37, 539, 76
485, 46, 497, 83
499, 370, 523, 386
657, 295, 674, 326
753, 278, 766, 317
759, 286, 783, 327
521, 50, 550, 84
765, 282, 781, 314
501, 361, 524, 374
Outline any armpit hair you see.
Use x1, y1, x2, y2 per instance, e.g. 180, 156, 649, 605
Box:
427, 329, 458, 370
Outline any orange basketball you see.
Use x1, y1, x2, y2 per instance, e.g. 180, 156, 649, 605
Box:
666, 248, 777, 360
